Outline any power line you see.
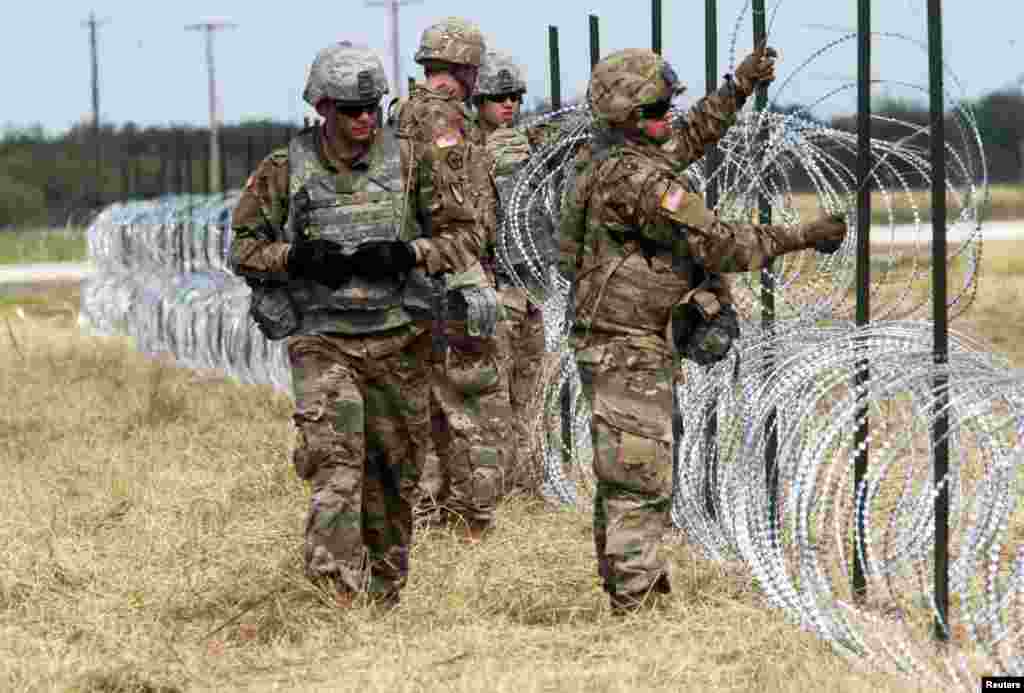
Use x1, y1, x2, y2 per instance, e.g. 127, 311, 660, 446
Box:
365, 0, 424, 98
185, 19, 238, 194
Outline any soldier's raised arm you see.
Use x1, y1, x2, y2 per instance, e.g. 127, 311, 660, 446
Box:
661, 45, 780, 167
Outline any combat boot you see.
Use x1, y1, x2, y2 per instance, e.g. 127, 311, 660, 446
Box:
456, 519, 492, 544
334, 590, 359, 610
368, 590, 401, 613
608, 574, 671, 616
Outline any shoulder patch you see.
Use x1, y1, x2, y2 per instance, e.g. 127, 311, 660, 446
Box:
435, 131, 462, 149
660, 183, 686, 213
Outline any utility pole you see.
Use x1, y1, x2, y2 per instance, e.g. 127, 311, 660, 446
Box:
365, 0, 423, 98
185, 19, 238, 194
82, 11, 109, 208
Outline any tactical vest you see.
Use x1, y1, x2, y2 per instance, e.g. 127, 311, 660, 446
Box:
278, 128, 433, 334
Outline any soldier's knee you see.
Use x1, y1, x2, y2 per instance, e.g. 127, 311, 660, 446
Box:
292, 394, 365, 480
468, 445, 504, 504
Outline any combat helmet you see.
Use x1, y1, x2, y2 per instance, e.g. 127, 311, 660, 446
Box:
414, 17, 486, 68
303, 42, 389, 107
476, 51, 527, 97
588, 48, 685, 125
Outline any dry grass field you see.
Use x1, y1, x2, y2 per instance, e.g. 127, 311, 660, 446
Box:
785, 183, 1024, 225
2, 247, 1020, 692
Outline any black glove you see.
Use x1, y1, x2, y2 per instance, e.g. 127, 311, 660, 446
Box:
350, 240, 417, 279
287, 239, 351, 290
814, 237, 844, 254
803, 213, 847, 255
680, 304, 741, 367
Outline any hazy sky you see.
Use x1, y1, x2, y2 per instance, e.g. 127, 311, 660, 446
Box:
5, 1, 1022, 134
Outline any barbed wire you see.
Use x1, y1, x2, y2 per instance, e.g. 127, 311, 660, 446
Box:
79, 25, 1018, 688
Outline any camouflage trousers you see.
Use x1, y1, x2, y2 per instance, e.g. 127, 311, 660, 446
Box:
574, 332, 678, 607
495, 285, 547, 492
288, 325, 433, 600
419, 318, 515, 527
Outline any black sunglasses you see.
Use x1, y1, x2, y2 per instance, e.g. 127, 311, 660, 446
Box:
334, 101, 379, 118
484, 92, 523, 105
638, 100, 673, 120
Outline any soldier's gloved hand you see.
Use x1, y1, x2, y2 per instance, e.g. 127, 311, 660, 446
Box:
684, 304, 741, 366
802, 213, 848, 254
287, 239, 351, 289
350, 240, 418, 279
734, 44, 779, 95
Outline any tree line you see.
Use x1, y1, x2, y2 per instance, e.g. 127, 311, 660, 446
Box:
3, 88, 1024, 230
0, 120, 301, 229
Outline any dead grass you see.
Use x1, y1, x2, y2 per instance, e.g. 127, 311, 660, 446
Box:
6, 233, 1024, 691
0, 296, 937, 692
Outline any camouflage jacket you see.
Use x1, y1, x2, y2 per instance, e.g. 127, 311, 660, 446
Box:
560, 135, 809, 341
230, 124, 397, 277
481, 116, 570, 276
396, 82, 495, 278
229, 126, 418, 335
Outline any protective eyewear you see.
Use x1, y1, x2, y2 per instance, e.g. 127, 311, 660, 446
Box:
334, 101, 379, 119
638, 100, 673, 120
485, 92, 523, 105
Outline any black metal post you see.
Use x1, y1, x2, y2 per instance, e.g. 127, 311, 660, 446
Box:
549, 26, 562, 111
928, 0, 950, 643
589, 14, 600, 70
703, 0, 721, 522
853, 0, 872, 604
652, 0, 662, 55
752, 0, 778, 524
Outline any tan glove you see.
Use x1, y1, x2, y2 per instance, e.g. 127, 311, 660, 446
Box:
800, 213, 848, 254
734, 45, 780, 96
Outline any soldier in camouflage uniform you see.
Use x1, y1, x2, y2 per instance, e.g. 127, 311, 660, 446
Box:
396, 18, 511, 541
229, 43, 483, 607
561, 47, 848, 614
471, 51, 547, 494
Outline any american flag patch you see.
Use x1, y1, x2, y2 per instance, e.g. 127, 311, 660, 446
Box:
660, 183, 685, 212
435, 131, 461, 148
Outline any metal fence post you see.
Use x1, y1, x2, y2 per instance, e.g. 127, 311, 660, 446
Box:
928, 0, 950, 643
548, 26, 561, 111
652, 0, 662, 55
751, 0, 778, 527
853, 0, 872, 604
702, 0, 721, 522
589, 14, 600, 69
